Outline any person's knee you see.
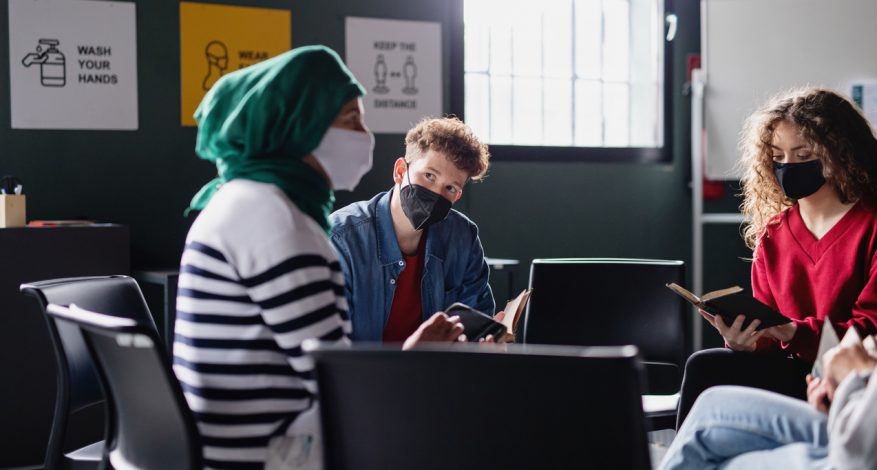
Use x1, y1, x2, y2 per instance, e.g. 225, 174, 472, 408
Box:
688, 385, 746, 416
699, 385, 740, 402
695, 385, 730, 408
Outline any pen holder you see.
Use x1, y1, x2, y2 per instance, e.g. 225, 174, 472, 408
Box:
0, 195, 26, 228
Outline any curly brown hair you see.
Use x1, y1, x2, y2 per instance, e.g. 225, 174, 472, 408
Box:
740, 87, 877, 251
405, 117, 490, 181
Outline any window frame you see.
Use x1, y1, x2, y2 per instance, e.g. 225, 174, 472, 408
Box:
451, 0, 675, 163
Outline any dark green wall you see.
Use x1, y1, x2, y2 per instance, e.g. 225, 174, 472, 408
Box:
0, 0, 460, 269
1, 0, 748, 347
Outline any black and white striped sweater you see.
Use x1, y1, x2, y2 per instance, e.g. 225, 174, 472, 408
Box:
173, 180, 350, 469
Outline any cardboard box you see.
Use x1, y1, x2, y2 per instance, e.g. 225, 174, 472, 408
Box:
0, 195, 26, 228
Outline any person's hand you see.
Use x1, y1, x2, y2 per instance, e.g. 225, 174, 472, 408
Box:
700, 311, 763, 352
806, 374, 833, 414
402, 312, 465, 350
762, 321, 797, 343
824, 343, 877, 388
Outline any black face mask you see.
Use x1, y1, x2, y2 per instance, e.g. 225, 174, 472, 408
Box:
774, 159, 826, 199
399, 166, 452, 231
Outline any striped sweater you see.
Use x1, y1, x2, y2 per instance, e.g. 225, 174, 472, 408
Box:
173, 180, 350, 469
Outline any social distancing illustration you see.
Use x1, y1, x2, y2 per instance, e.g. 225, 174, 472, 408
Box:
179, 2, 291, 126
345, 17, 441, 133
371, 54, 419, 96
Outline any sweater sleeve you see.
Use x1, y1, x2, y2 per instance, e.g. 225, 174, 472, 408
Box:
840, 247, 877, 336
828, 369, 877, 470
783, 243, 877, 362
243, 233, 352, 394
750, 246, 781, 353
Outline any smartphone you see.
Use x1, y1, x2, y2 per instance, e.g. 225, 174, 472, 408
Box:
445, 302, 507, 342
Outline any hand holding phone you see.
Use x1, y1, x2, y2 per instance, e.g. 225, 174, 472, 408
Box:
444, 303, 507, 342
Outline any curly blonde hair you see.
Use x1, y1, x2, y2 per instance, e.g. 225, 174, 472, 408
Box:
405, 117, 490, 181
739, 87, 877, 251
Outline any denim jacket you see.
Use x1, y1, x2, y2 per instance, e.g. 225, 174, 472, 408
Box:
329, 189, 495, 341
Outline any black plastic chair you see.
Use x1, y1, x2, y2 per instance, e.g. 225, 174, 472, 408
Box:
45, 303, 202, 470
307, 342, 651, 470
20, 276, 158, 470
521, 258, 688, 429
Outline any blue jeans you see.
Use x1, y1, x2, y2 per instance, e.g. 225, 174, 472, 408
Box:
659, 386, 831, 470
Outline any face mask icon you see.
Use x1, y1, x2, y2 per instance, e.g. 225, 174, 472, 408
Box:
203, 40, 229, 91
22, 39, 66, 87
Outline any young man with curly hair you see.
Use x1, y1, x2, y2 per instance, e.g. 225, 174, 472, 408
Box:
329, 117, 495, 342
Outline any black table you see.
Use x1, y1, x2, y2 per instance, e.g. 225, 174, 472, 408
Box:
132, 269, 179, 353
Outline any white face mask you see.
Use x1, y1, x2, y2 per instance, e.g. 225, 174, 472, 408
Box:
311, 127, 375, 191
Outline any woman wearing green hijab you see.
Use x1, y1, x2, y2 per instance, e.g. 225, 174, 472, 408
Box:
173, 45, 465, 469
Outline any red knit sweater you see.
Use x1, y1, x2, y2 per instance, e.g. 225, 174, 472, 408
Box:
751, 202, 877, 362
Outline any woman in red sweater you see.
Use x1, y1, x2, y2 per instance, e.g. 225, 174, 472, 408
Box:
678, 88, 877, 426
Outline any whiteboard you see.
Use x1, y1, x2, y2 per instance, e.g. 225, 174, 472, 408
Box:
702, 0, 877, 180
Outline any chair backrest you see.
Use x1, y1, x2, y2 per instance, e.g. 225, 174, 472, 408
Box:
45, 304, 202, 470
308, 343, 651, 470
521, 258, 687, 393
19, 276, 157, 467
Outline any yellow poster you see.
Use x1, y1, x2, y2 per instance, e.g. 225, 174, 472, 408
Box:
179, 2, 291, 126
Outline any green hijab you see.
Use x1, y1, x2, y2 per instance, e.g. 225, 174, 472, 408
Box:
187, 45, 365, 233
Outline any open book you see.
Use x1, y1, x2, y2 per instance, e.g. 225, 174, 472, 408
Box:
497, 288, 532, 342
812, 321, 877, 378
665, 283, 790, 331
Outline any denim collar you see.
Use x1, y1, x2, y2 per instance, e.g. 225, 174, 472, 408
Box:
375, 187, 446, 266
375, 188, 403, 266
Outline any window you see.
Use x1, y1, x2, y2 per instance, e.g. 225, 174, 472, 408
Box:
463, 0, 670, 161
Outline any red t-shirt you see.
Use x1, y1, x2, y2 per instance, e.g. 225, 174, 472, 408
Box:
751, 202, 877, 362
383, 236, 427, 343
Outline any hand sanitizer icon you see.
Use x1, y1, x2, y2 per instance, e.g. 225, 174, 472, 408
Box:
22, 39, 66, 87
